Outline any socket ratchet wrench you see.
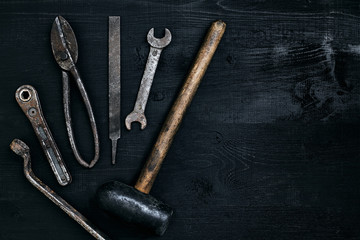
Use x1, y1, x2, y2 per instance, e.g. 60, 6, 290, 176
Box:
15, 85, 71, 186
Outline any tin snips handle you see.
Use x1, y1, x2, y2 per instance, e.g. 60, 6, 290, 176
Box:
15, 85, 72, 186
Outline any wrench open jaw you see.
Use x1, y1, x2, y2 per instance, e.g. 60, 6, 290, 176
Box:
147, 28, 172, 49
125, 28, 172, 131
125, 110, 147, 130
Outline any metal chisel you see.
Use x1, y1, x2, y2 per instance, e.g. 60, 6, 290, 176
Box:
108, 16, 121, 165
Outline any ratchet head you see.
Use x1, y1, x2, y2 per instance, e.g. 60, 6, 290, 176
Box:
51, 15, 78, 71
10, 139, 30, 158
125, 111, 147, 130
147, 28, 172, 49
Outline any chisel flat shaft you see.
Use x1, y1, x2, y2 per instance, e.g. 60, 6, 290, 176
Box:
108, 16, 121, 165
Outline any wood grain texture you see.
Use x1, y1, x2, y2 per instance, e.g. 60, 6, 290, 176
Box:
0, 0, 360, 239
135, 20, 226, 194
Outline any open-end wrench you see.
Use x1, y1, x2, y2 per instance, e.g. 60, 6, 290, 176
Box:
125, 28, 171, 130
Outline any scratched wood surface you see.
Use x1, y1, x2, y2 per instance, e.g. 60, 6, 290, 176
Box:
1, 0, 360, 239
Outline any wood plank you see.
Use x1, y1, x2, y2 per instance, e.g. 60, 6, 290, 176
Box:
0, 0, 359, 239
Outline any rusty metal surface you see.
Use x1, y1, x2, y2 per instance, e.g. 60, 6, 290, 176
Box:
51, 15, 100, 168
108, 16, 121, 165
15, 85, 71, 186
125, 28, 171, 130
9, 139, 110, 240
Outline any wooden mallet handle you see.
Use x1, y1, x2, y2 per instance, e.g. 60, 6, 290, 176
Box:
135, 20, 226, 194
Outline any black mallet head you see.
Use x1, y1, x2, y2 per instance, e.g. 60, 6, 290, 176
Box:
95, 181, 173, 236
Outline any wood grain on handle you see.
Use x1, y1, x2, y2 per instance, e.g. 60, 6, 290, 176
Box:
135, 20, 226, 194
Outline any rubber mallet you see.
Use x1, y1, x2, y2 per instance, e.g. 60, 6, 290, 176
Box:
96, 20, 226, 236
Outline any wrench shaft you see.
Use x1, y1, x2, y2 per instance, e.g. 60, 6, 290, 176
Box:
134, 47, 162, 112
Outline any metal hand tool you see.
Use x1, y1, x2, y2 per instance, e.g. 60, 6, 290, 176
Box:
10, 139, 110, 240
51, 16, 100, 168
15, 85, 71, 186
108, 16, 121, 165
125, 28, 172, 130
96, 20, 226, 235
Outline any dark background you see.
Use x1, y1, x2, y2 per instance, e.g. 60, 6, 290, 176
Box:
1, 0, 360, 239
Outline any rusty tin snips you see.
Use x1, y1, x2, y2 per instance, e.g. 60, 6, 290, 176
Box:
50, 16, 99, 168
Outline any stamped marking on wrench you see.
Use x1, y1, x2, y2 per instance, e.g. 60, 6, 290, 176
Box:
125, 28, 172, 130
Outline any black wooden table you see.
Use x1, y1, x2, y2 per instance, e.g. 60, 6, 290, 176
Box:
1, 1, 360, 239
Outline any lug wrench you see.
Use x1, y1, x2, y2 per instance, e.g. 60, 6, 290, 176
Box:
10, 139, 109, 240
